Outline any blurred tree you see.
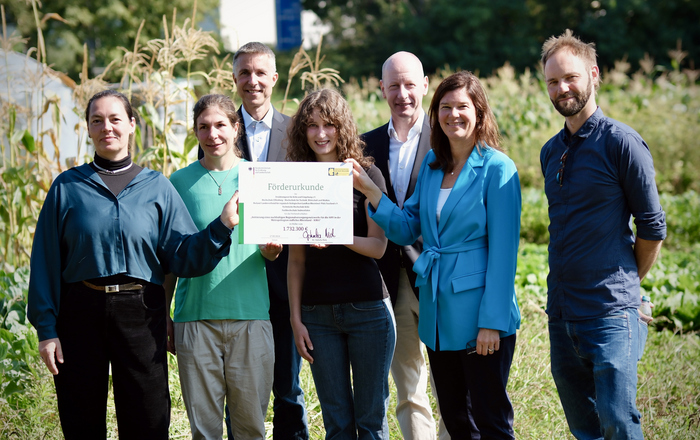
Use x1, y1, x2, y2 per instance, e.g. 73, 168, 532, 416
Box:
302, 0, 700, 78
574, 0, 700, 72
2, 0, 220, 81
4, 0, 698, 81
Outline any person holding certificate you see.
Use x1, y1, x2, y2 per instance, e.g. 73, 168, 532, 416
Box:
28, 90, 239, 439
349, 71, 522, 439
286, 88, 396, 440
165, 94, 281, 439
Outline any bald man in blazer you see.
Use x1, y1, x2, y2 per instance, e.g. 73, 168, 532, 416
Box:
362, 51, 449, 440
362, 111, 429, 306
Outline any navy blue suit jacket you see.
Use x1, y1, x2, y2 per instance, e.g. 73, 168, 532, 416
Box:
238, 107, 290, 303
361, 117, 431, 305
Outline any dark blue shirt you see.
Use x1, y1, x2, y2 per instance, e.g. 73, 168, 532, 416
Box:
540, 108, 666, 320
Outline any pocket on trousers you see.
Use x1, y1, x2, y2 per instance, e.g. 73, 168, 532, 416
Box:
301, 304, 316, 312
350, 300, 384, 311
140, 288, 165, 312
452, 270, 486, 293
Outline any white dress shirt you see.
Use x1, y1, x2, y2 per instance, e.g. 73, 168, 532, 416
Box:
387, 110, 425, 207
240, 106, 274, 162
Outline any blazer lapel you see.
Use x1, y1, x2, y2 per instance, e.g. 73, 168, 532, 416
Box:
407, 117, 431, 199
437, 148, 485, 234
375, 127, 398, 203
236, 107, 252, 161
424, 164, 444, 242
267, 109, 287, 162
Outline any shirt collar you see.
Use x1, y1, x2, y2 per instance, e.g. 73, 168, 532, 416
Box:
240, 105, 274, 129
387, 110, 425, 141
564, 106, 603, 141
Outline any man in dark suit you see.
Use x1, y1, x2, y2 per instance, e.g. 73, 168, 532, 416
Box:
362, 51, 448, 440
219, 41, 308, 440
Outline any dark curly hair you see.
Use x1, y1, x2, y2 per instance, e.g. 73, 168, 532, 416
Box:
286, 89, 373, 168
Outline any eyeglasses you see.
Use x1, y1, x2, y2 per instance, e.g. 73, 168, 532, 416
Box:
556, 147, 570, 187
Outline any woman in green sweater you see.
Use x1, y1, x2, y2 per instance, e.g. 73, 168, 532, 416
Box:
165, 94, 281, 440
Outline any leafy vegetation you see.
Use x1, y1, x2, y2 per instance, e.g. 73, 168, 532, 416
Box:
0, 268, 38, 407
5, 0, 219, 81
1, 2, 698, 438
643, 248, 700, 333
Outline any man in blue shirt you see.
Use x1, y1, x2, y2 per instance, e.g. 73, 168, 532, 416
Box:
540, 30, 666, 440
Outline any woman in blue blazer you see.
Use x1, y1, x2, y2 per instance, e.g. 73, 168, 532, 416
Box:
349, 71, 521, 439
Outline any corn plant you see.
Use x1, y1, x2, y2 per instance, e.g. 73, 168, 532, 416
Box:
280, 36, 345, 114
0, 4, 66, 271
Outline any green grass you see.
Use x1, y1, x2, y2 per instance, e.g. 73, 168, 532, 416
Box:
2, 247, 699, 439
4, 308, 698, 439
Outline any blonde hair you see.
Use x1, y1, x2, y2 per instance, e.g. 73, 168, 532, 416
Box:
541, 29, 597, 70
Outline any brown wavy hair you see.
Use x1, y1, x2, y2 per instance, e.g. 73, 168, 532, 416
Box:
286, 89, 373, 167
428, 71, 501, 172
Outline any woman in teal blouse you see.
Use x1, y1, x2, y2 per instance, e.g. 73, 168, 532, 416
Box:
28, 90, 239, 439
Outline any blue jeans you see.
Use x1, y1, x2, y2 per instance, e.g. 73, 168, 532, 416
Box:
302, 298, 396, 440
549, 307, 648, 440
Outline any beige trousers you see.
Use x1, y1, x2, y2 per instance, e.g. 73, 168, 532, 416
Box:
391, 268, 451, 440
174, 319, 274, 440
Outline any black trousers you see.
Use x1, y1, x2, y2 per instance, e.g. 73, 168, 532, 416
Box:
427, 333, 517, 440
54, 282, 170, 439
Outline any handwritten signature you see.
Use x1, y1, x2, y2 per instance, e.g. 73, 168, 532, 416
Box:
303, 228, 336, 241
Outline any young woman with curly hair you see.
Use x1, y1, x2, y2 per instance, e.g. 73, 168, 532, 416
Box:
286, 88, 396, 440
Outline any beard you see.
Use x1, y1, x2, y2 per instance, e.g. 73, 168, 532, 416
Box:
552, 75, 593, 117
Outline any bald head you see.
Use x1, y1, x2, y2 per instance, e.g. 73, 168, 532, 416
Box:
382, 51, 425, 82
380, 51, 429, 130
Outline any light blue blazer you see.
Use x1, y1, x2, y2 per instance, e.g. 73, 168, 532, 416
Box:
370, 146, 521, 351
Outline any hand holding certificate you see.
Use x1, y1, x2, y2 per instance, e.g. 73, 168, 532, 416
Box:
238, 162, 354, 244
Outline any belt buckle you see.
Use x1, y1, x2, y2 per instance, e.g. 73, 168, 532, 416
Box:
105, 285, 120, 293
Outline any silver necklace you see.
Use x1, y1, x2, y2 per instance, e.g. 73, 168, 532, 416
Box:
93, 161, 133, 174
451, 162, 465, 175
206, 165, 234, 195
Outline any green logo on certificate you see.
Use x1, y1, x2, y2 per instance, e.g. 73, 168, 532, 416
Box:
328, 167, 350, 177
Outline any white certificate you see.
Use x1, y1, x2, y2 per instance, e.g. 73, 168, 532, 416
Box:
238, 162, 354, 244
